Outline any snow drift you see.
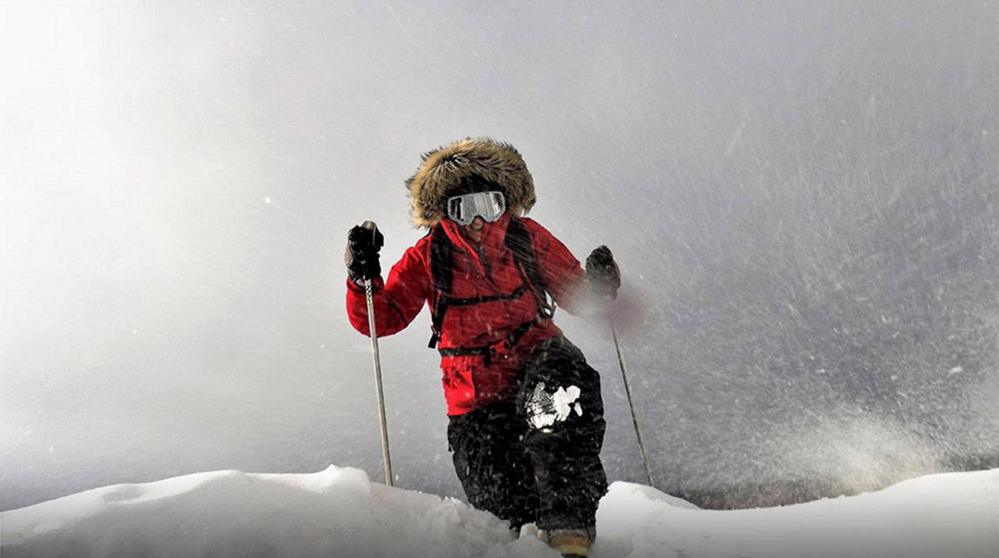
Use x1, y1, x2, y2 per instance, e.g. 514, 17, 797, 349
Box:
2, 466, 997, 558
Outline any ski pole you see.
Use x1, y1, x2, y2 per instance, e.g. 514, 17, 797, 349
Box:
610, 319, 655, 488
361, 221, 393, 487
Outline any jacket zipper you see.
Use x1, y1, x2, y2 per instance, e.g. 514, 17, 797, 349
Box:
475, 244, 500, 291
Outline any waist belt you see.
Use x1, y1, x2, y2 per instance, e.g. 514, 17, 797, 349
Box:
438, 319, 542, 366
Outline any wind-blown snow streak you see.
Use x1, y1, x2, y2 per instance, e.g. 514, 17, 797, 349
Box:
2, 466, 997, 558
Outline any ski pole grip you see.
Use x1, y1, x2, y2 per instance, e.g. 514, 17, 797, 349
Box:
359, 221, 383, 250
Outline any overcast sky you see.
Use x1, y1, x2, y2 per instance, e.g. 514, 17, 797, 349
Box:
2, 1, 998, 511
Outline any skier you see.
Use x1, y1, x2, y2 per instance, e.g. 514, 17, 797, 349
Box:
345, 137, 621, 557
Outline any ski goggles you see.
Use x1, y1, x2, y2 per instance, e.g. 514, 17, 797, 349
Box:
445, 191, 506, 226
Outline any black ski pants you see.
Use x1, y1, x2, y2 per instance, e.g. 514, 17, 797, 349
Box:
447, 336, 608, 531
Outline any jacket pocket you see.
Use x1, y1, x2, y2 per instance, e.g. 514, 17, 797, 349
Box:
441, 355, 479, 411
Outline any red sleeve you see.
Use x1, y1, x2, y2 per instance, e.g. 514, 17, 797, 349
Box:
346, 240, 430, 337
521, 218, 587, 314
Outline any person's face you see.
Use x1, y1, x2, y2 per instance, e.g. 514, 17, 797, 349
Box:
463, 216, 486, 243
447, 184, 504, 243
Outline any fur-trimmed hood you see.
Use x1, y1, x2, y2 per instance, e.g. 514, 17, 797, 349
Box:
406, 137, 536, 227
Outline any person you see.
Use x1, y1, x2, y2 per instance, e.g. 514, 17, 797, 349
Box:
344, 137, 621, 557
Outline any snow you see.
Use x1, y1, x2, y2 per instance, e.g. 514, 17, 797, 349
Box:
526, 383, 584, 430
3, 466, 997, 558
3, 1, 998, 514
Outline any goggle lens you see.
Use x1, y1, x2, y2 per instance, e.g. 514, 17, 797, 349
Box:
446, 191, 506, 226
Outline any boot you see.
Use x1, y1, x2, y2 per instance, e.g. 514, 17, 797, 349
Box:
545, 526, 595, 557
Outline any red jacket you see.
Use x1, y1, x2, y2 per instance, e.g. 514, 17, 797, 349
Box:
346, 213, 586, 415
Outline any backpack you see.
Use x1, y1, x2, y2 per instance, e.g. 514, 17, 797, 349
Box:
428, 217, 555, 357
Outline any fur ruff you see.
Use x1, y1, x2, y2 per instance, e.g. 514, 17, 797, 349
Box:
406, 137, 536, 227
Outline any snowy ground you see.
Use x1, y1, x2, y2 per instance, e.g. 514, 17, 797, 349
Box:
2, 466, 997, 558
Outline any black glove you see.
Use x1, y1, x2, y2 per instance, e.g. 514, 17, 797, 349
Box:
345, 221, 384, 284
585, 245, 621, 299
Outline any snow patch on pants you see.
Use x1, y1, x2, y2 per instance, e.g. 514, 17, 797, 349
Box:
526, 382, 583, 431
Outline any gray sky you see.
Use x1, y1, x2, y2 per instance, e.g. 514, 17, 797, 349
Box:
2, 1, 998, 510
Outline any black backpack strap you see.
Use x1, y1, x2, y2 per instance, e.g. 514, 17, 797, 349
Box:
505, 217, 555, 320
438, 318, 540, 366
428, 224, 453, 348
